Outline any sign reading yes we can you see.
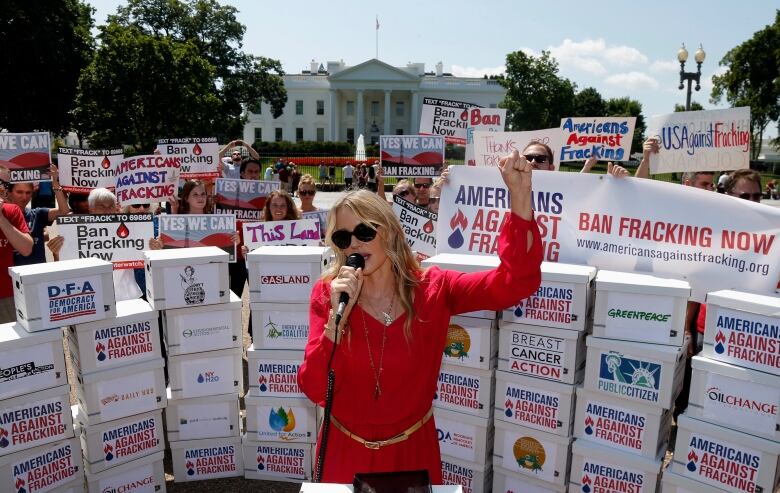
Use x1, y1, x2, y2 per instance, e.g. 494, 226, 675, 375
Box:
0, 132, 51, 182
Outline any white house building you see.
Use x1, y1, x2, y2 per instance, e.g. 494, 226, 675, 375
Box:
243, 58, 506, 145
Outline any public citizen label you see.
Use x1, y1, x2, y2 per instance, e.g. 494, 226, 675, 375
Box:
506, 330, 566, 382
597, 350, 662, 404
0, 395, 68, 454
500, 380, 562, 433
709, 306, 780, 375
582, 399, 648, 453
683, 432, 763, 493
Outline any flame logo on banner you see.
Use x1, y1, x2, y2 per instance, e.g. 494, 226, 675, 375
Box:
448, 210, 468, 248
186, 460, 195, 476
104, 443, 114, 461
192, 143, 202, 155
15, 477, 25, 493
0, 427, 8, 448
687, 449, 699, 472
116, 221, 130, 239
584, 416, 594, 435
96, 342, 107, 361
581, 474, 592, 493
101, 156, 111, 169
715, 331, 726, 354
257, 454, 265, 470
504, 399, 513, 418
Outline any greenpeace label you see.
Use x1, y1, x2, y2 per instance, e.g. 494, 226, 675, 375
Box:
11, 442, 79, 493
101, 417, 159, 464
39, 275, 104, 326
507, 331, 565, 381
604, 291, 675, 344
0, 396, 67, 454
509, 282, 575, 327
684, 433, 761, 493
255, 404, 311, 442
580, 460, 645, 493
254, 444, 307, 479
598, 351, 661, 404
158, 137, 218, 179
441, 459, 475, 493
98, 463, 155, 493
56, 147, 122, 192
96, 370, 158, 421
56, 214, 153, 269
183, 445, 237, 478
501, 382, 561, 433
0, 344, 56, 396
710, 307, 780, 374
179, 355, 235, 398
93, 321, 154, 367
256, 360, 303, 397
436, 416, 477, 462
703, 371, 779, 435
583, 400, 647, 452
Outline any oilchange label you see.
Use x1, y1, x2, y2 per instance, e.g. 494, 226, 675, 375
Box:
508, 282, 577, 327
0, 396, 68, 454
500, 381, 561, 433
39, 275, 104, 326
578, 459, 647, 493
597, 350, 662, 404
256, 360, 304, 398
703, 372, 779, 435
0, 344, 57, 397
435, 369, 484, 413
96, 370, 158, 421
183, 445, 237, 479
605, 292, 675, 344
441, 458, 478, 493
259, 311, 309, 349
506, 330, 566, 381
11, 441, 80, 493
503, 433, 559, 484
253, 444, 309, 479
683, 432, 762, 493
92, 320, 154, 368
254, 404, 312, 442
436, 416, 478, 462
101, 416, 160, 466
710, 307, 780, 374
98, 463, 155, 493
582, 400, 647, 453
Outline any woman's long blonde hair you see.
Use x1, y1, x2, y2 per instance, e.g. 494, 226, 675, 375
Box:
323, 190, 422, 338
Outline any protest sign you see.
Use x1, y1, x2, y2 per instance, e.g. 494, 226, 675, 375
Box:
437, 166, 780, 301
465, 107, 507, 166
472, 129, 565, 169
559, 117, 635, 162
392, 194, 437, 258
647, 107, 751, 174
158, 214, 237, 261
57, 147, 122, 192
158, 137, 219, 178
115, 155, 180, 206
419, 98, 479, 145
380, 135, 444, 177
242, 219, 320, 250
214, 178, 279, 221
302, 209, 329, 237
56, 213, 154, 269
0, 132, 51, 182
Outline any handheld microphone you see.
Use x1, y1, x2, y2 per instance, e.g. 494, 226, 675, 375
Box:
334, 253, 365, 326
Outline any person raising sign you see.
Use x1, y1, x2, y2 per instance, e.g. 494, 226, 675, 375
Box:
297, 151, 543, 483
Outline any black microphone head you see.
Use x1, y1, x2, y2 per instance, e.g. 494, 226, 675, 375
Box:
346, 253, 365, 270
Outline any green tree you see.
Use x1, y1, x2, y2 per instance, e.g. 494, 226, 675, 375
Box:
573, 87, 606, 117
0, 0, 94, 133
674, 101, 705, 112
500, 51, 576, 131
711, 10, 780, 160
605, 97, 646, 155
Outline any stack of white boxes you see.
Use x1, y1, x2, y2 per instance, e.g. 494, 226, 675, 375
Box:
243, 246, 331, 483
144, 246, 244, 482
664, 289, 780, 493
2, 258, 116, 492
69, 298, 167, 492
570, 270, 690, 493
494, 262, 597, 493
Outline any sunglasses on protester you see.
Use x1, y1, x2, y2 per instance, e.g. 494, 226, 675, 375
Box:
131, 203, 151, 209
298, 190, 316, 197
524, 154, 549, 164
397, 189, 412, 198
732, 192, 762, 201
414, 182, 431, 189
331, 223, 378, 250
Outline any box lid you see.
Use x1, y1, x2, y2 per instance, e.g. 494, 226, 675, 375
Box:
433, 406, 492, 428
166, 386, 240, 404
0, 322, 62, 348
422, 253, 499, 273
144, 246, 228, 266
440, 452, 488, 474
169, 435, 242, 450
247, 345, 304, 360
244, 395, 312, 409
540, 262, 597, 284
575, 385, 666, 417
9, 257, 113, 283
692, 355, 780, 387
586, 336, 684, 362
247, 245, 331, 263
495, 369, 576, 396
249, 301, 310, 312
494, 419, 572, 446
2, 383, 70, 407
662, 467, 728, 493
596, 270, 690, 297
71, 298, 155, 332
80, 357, 165, 383
706, 289, 780, 317
85, 451, 163, 481
499, 321, 583, 341
678, 413, 780, 454
571, 437, 663, 471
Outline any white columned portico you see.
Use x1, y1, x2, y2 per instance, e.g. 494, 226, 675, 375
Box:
384, 90, 392, 136
356, 90, 365, 139
410, 90, 420, 134
329, 89, 337, 140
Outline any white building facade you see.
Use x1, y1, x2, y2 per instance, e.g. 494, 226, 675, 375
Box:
243, 58, 506, 145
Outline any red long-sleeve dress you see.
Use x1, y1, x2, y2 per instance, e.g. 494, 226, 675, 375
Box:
297, 212, 543, 483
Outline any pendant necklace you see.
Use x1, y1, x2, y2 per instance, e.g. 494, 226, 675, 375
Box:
360, 293, 394, 400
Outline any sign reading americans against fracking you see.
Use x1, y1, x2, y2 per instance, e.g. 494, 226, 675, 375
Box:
115, 155, 181, 205
559, 117, 635, 162
379, 135, 444, 177
57, 147, 123, 192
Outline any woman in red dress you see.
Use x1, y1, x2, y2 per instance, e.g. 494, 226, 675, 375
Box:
297, 151, 543, 483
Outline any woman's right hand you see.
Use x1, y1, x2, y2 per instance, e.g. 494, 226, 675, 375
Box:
327, 265, 363, 340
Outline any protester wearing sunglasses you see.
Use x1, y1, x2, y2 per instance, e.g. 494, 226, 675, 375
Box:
725, 169, 763, 203
298, 151, 543, 483
391, 179, 415, 204
412, 177, 433, 207
297, 174, 319, 213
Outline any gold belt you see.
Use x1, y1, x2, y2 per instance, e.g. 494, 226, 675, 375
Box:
331, 408, 433, 450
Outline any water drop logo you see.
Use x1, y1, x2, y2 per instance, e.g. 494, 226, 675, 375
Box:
686, 449, 698, 472
197, 373, 205, 384
269, 407, 297, 436
514, 305, 523, 318
101, 156, 111, 169
584, 416, 594, 435
257, 454, 265, 470
116, 221, 130, 239
0, 427, 8, 448
15, 477, 26, 493
258, 374, 268, 392
448, 210, 468, 249
581, 474, 592, 493
186, 460, 195, 476
714, 331, 726, 354
104, 443, 114, 461
504, 399, 514, 418
192, 143, 202, 155
95, 342, 107, 362
422, 219, 434, 234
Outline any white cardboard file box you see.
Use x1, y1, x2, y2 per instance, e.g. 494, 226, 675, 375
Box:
689, 355, 780, 442
573, 386, 672, 459
165, 388, 240, 441
67, 299, 160, 374
10, 258, 116, 332
250, 302, 310, 351
494, 370, 575, 437
673, 413, 780, 493
584, 336, 687, 410
242, 437, 313, 482
593, 269, 689, 346
503, 262, 597, 332
247, 246, 331, 303
78, 408, 164, 474
170, 435, 243, 482
245, 396, 316, 444
247, 347, 305, 398
0, 436, 84, 493
493, 420, 570, 487
441, 454, 492, 493
163, 291, 242, 356
498, 322, 586, 385
441, 316, 498, 371
0, 384, 73, 457
76, 358, 167, 425
144, 246, 229, 310
702, 289, 780, 376
434, 364, 495, 419
568, 438, 662, 493
422, 253, 500, 320
0, 322, 66, 400
168, 347, 242, 399
493, 467, 566, 493
85, 450, 166, 493
661, 466, 734, 493
434, 408, 493, 465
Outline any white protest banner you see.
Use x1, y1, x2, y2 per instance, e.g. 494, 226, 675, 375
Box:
465, 107, 507, 166
242, 219, 320, 250
214, 178, 279, 221
437, 166, 779, 301
559, 117, 635, 162
115, 155, 180, 206
57, 147, 122, 192
56, 213, 153, 269
392, 194, 437, 258
380, 135, 444, 177
647, 107, 751, 174
158, 137, 219, 179
158, 214, 237, 261
302, 209, 329, 237
472, 129, 564, 169
419, 97, 479, 145
0, 132, 51, 182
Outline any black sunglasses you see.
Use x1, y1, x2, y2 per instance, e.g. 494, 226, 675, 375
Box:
298, 190, 315, 196
734, 192, 762, 201
331, 223, 378, 249
414, 182, 431, 189
524, 154, 549, 164
397, 189, 411, 198
131, 203, 150, 209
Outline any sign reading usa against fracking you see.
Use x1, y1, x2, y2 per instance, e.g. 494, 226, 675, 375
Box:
472, 129, 565, 169
558, 117, 636, 162
379, 135, 444, 177
419, 97, 480, 145
56, 214, 154, 269
437, 166, 780, 301
115, 155, 181, 206
57, 147, 123, 192
158, 137, 219, 179
647, 107, 751, 174
0, 132, 51, 182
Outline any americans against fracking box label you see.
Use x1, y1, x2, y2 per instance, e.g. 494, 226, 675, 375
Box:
92, 320, 155, 368
436, 415, 478, 462
179, 355, 236, 398
582, 399, 648, 453
0, 396, 68, 455
253, 403, 313, 442
597, 350, 662, 404
100, 415, 160, 467
500, 381, 562, 433
435, 369, 485, 414
10, 441, 80, 493
703, 372, 779, 435
39, 275, 104, 326
683, 432, 762, 493
579, 459, 647, 493
96, 370, 158, 421
183, 444, 238, 479
500, 432, 559, 484
507, 282, 577, 328
604, 292, 676, 344
506, 331, 566, 381
440, 458, 480, 493
252, 444, 309, 480
255, 360, 303, 398
177, 401, 232, 440
257, 310, 308, 349
709, 307, 780, 374
0, 344, 57, 399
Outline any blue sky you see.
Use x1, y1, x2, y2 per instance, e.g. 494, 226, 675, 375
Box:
88, 0, 778, 136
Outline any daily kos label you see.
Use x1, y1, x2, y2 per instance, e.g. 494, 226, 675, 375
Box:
177, 401, 232, 440
709, 307, 780, 375
96, 370, 158, 421
578, 459, 647, 493
257, 310, 309, 350
0, 395, 68, 454
604, 292, 675, 344
172, 310, 235, 353
98, 463, 156, 493
499, 380, 562, 433
597, 350, 662, 404
683, 432, 763, 493
0, 343, 57, 399
255, 359, 304, 398
501, 431, 559, 484
703, 371, 779, 437
506, 281, 577, 328
101, 415, 160, 467
163, 263, 221, 307
39, 275, 105, 327
505, 330, 567, 381
257, 263, 313, 302
183, 444, 238, 480
11, 441, 80, 493
436, 415, 479, 462
582, 399, 648, 453
252, 444, 310, 480
179, 355, 236, 398
442, 323, 484, 369
253, 402, 313, 443
92, 319, 155, 368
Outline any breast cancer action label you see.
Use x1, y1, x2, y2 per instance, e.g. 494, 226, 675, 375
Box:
442, 324, 483, 368
436, 416, 478, 462
101, 416, 160, 466
254, 403, 312, 443
179, 355, 235, 398
0, 344, 57, 398
500, 381, 562, 433
96, 370, 158, 421
93, 320, 154, 368
0, 396, 67, 454
183, 445, 238, 479
98, 463, 155, 493
582, 400, 647, 453
11, 441, 80, 493
578, 460, 647, 493
683, 432, 762, 493
253, 444, 309, 479
508, 282, 577, 328
435, 370, 484, 413
597, 350, 662, 404
502, 433, 559, 484
174, 310, 234, 354
703, 372, 779, 435
441, 459, 478, 493
710, 307, 780, 375
259, 311, 309, 349
256, 359, 304, 398
38, 275, 104, 326
506, 331, 566, 381
605, 292, 675, 344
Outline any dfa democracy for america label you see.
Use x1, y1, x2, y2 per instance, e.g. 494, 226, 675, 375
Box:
10, 441, 80, 493
578, 460, 647, 493
683, 433, 763, 493
0, 395, 68, 455
254, 359, 304, 398
100, 416, 160, 467
597, 351, 662, 404
252, 444, 309, 480
39, 275, 105, 326
581, 400, 648, 454
500, 382, 562, 434
508, 282, 577, 328
183, 445, 238, 479
92, 320, 154, 368
709, 307, 780, 375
